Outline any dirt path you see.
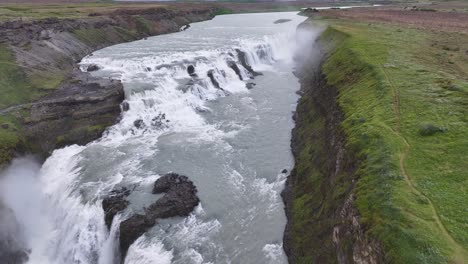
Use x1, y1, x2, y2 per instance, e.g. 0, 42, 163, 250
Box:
381, 66, 466, 263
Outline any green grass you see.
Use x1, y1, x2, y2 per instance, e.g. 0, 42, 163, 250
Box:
316, 20, 467, 262
0, 44, 66, 109
0, 114, 22, 167
0, 3, 164, 21
0, 44, 35, 109
0, 44, 64, 165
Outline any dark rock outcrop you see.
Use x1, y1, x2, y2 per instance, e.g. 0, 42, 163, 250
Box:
23, 71, 124, 155
121, 102, 130, 112
180, 24, 191, 31
0, 6, 217, 166
227, 61, 243, 80
187, 65, 197, 77
235, 49, 262, 77
86, 64, 100, 72
102, 187, 131, 229
207, 69, 221, 89
274, 19, 292, 24
119, 214, 155, 257
118, 173, 199, 260
133, 119, 145, 129
246, 82, 256, 89
149, 173, 200, 218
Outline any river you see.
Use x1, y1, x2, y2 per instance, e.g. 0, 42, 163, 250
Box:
0, 12, 320, 264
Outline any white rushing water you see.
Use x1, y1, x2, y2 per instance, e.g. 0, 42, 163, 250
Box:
0, 12, 321, 264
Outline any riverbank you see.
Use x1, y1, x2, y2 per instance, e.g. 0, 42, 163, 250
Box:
0, 5, 218, 167
284, 8, 467, 263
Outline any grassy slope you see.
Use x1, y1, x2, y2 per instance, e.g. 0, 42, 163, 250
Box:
316, 19, 467, 262
0, 3, 166, 21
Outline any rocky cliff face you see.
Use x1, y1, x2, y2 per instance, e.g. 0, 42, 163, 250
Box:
282, 24, 383, 263
0, 7, 216, 160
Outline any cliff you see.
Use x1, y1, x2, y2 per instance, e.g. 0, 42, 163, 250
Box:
284, 16, 468, 263
282, 23, 383, 263
0, 6, 217, 165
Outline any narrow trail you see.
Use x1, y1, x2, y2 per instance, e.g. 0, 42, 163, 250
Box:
0, 103, 30, 115
381, 66, 466, 262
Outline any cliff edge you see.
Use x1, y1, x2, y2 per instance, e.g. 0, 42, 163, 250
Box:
0, 6, 217, 166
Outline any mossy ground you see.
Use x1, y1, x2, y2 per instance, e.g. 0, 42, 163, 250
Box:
293, 18, 467, 263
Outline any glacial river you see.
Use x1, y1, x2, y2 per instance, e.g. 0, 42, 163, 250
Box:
0, 12, 318, 264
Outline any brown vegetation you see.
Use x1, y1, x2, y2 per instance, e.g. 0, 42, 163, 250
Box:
319, 5, 468, 34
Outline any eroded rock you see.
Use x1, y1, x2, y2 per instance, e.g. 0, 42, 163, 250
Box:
207, 69, 221, 89
118, 173, 199, 260
236, 49, 262, 77
102, 187, 131, 229
86, 64, 100, 72
227, 60, 243, 80
246, 82, 256, 89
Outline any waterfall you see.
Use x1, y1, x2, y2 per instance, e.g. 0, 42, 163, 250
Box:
1, 12, 310, 264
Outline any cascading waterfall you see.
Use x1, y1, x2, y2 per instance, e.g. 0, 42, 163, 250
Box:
1, 12, 312, 264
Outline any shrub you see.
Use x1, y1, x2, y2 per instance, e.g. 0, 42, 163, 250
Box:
418, 123, 446, 136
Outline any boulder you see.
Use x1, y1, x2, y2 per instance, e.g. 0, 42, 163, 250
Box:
149, 173, 199, 218
121, 102, 130, 112
118, 173, 199, 260
246, 82, 256, 89
187, 65, 197, 77
86, 64, 100, 72
281, 169, 288, 174
102, 187, 131, 229
133, 119, 144, 129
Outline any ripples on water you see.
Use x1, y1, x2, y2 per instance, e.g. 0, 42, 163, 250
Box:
0, 12, 322, 264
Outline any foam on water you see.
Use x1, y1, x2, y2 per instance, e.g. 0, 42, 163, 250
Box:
4, 12, 315, 264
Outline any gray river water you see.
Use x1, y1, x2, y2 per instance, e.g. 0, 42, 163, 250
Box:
0, 12, 321, 264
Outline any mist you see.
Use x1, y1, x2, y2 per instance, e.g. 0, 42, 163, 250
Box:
293, 22, 324, 72
0, 157, 50, 264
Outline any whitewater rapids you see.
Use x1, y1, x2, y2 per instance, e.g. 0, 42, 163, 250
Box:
0, 12, 321, 264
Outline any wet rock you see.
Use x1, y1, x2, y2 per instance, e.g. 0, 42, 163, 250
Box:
246, 82, 256, 89
281, 169, 288, 174
274, 19, 292, 24
180, 24, 191, 31
119, 214, 156, 257
235, 49, 262, 77
121, 102, 130, 112
86, 64, 100, 72
133, 119, 144, 129
149, 173, 200, 218
207, 69, 221, 89
102, 187, 131, 229
227, 60, 243, 80
119, 173, 199, 259
187, 65, 197, 77
24, 77, 124, 153
151, 113, 167, 128
146, 67, 151, 72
